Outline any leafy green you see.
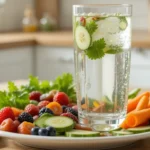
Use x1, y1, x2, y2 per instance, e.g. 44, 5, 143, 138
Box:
52, 73, 76, 102
0, 73, 76, 109
128, 88, 141, 99
0, 82, 29, 109
85, 38, 106, 60
86, 20, 98, 35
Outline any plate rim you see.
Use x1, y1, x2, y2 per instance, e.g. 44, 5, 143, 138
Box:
0, 130, 150, 142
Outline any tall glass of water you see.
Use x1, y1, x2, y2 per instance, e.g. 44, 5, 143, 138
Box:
73, 4, 132, 131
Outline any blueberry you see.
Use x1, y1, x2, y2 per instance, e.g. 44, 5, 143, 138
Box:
62, 105, 68, 113
38, 128, 49, 136
39, 107, 54, 116
66, 107, 78, 117
46, 126, 56, 136
18, 112, 33, 123
31, 127, 40, 135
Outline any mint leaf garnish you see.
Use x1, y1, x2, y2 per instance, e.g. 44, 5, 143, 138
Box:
85, 38, 106, 60
86, 20, 98, 35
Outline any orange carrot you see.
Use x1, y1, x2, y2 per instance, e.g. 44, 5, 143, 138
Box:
120, 120, 129, 129
125, 108, 150, 128
127, 92, 149, 113
135, 95, 149, 110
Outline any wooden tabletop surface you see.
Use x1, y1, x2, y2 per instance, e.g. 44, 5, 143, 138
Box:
0, 30, 150, 49
0, 137, 150, 150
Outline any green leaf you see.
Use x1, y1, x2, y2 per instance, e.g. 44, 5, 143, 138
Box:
8, 81, 18, 93
86, 20, 98, 35
28, 75, 40, 91
40, 80, 51, 93
53, 73, 76, 102
85, 38, 106, 60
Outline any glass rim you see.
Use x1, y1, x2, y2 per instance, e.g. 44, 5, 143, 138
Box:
73, 4, 132, 8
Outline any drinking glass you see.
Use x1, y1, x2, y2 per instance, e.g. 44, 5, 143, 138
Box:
73, 4, 132, 131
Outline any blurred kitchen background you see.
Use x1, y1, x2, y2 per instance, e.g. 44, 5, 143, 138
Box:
0, 0, 149, 89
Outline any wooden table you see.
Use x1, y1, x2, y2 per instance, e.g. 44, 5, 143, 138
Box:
0, 137, 150, 150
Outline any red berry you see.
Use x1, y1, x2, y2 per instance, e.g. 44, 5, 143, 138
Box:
40, 90, 58, 102
0, 107, 15, 124
25, 104, 39, 116
38, 100, 50, 109
53, 92, 69, 106
29, 91, 42, 102
0, 118, 17, 132
72, 105, 78, 111
61, 113, 78, 123
80, 17, 86, 26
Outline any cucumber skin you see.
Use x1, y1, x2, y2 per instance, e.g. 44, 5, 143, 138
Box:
34, 113, 53, 127
44, 116, 75, 133
127, 126, 150, 133
111, 131, 133, 136
66, 130, 100, 137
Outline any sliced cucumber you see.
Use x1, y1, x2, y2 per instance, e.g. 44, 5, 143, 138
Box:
127, 126, 150, 133
44, 116, 74, 132
34, 113, 53, 127
75, 26, 91, 50
111, 130, 133, 136
119, 17, 128, 31
66, 129, 100, 137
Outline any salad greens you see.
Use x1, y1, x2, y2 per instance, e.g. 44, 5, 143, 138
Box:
0, 73, 76, 109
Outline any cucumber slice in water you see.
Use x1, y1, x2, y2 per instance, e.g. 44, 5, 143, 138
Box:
75, 26, 91, 50
44, 116, 74, 132
66, 129, 100, 137
119, 17, 128, 30
127, 126, 150, 133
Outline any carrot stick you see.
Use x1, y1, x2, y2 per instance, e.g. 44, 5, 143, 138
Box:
135, 95, 149, 110
125, 108, 150, 128
119, 120, 129, 129
127, 92, 149, 113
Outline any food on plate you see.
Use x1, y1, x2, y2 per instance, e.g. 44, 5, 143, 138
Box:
127, 92, 149, 113
125, 108, 150, 128
0, 73, 150, 137
128, 88, 141, 99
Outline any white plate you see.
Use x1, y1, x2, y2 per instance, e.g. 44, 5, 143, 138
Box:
0, 130, 150, 150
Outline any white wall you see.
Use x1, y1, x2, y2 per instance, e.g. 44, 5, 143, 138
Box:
0, 0, 35, 31
59, 0, 149, 30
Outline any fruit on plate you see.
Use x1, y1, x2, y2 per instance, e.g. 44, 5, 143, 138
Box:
18, 121, 35, 134
46, 102, 63, 115
53, 92, 69, 106
40, 90, 58, 102
0, 107, 15, 124
0, 118, 19, 132
18, 112, 34, 123
29, 91, 42, 102
11, 107, 24, 118
25, 104, 39, 116
38, 101, 50, 109
39, 107, 54, 117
